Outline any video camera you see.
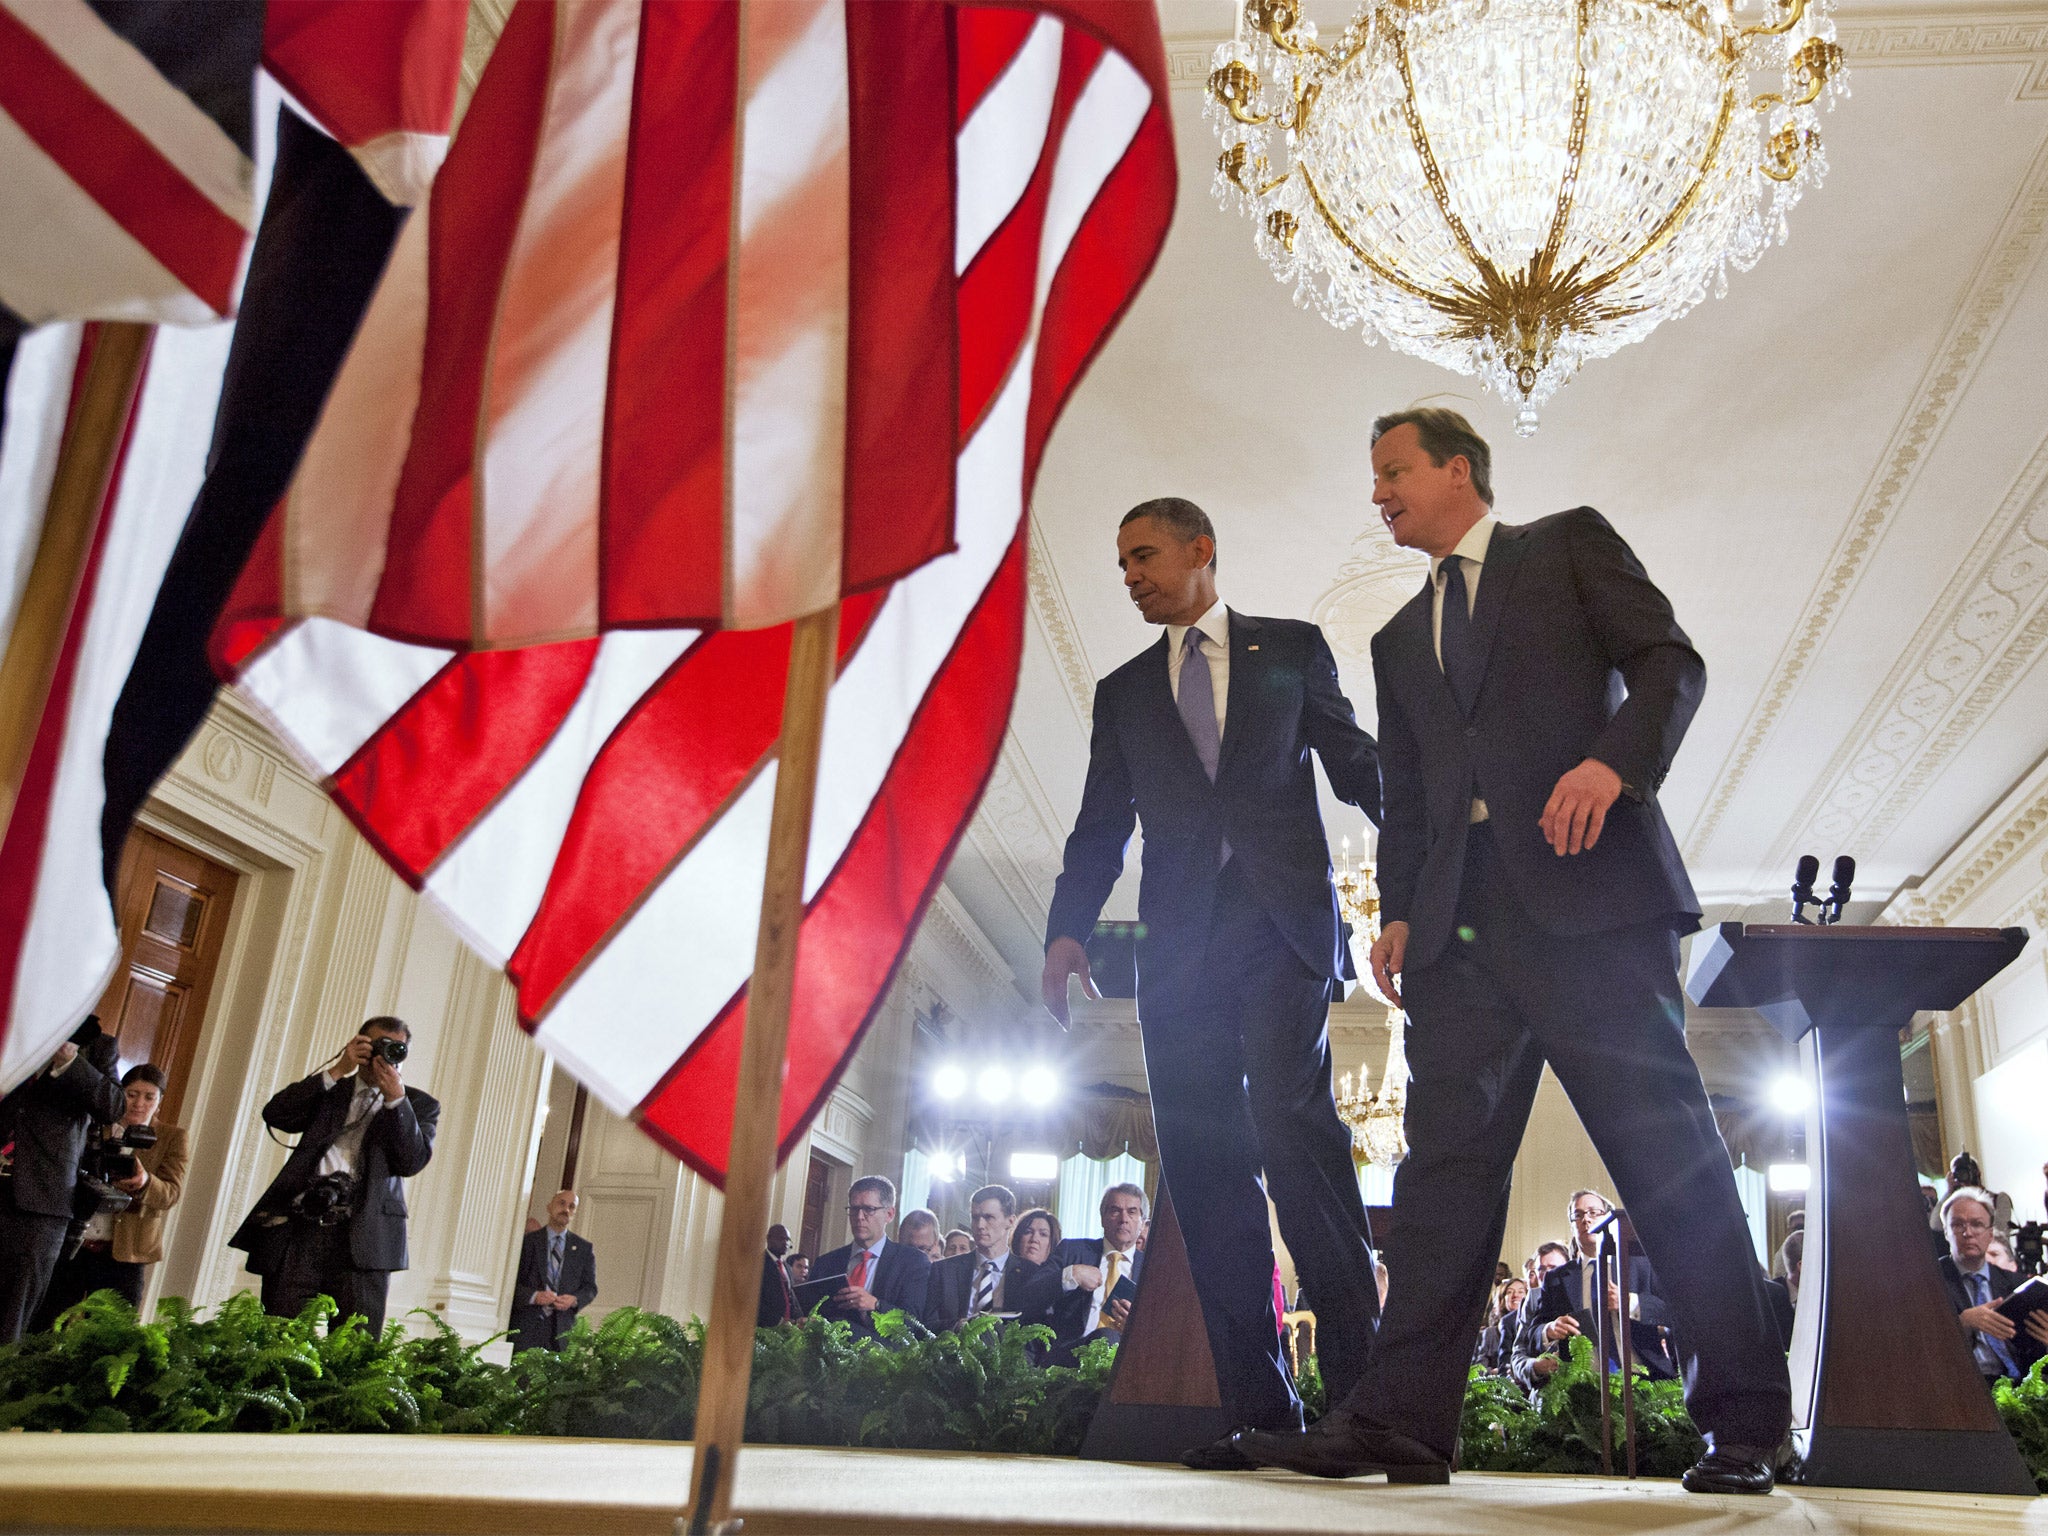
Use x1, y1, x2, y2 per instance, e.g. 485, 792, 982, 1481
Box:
2016, 1221, 2046, 1278
63, 1120, 158, 1259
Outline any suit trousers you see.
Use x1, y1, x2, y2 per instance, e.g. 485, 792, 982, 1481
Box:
34, 1243, 146, 1329
1356, 826, 1790, 1459
260, 1216, 392, 1335
0, 1198, 68, 1344
1140, 859, 1379, 1431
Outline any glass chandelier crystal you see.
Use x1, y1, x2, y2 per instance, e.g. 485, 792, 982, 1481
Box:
1207, 0, 1847, 433
1333, 838, 1408, 1168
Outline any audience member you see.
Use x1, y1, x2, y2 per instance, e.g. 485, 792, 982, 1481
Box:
1011, 1208, 1059, 1265
1473, 1276, 1528, 1373
0, 1020, 122, 1342
1761, 1230, 1799, 1351
1939, 1186, 2047, 1385
816, 1174, 931, 1334
508, 1189, 597, 1352
928, 1184, 1042, 1329
943, 1228, 972, 1258
898, 1208, 943, 1262
1019, 1183, 1146, 1363
229, 1016, 439, 1335
1986, 1235, 2019, 1274
759, 1222, 797, 1326
1494, 1260, 1513, 1285
788, 1254, 812, 1286
34, 1064, 187, 1325
1524, 1241, 1569, 1318
1513, 1190, 1677, 1389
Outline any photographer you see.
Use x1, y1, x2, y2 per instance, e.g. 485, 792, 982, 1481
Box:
0, 1020, 122, 1342
228, 1016, 439, 1334
34, 1064, 188, 1323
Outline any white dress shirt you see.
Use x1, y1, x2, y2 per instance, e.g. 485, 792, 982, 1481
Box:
1164, 599, 1231, 741
1064, 1245, 1139, 1334
315, 1070, 387, 1178
1428, 515, 1498, 823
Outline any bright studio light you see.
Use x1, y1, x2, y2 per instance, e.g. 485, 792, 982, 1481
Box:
1010, 1151, 1059, 1181
1020, 1066, 1058, 1106
977, 1066, 1013, 1104
931, 1150, 965, 1181
932, 1064, 967, 1101
1767, 1074, 1813, 1115
1768, 1162, 1811, 1194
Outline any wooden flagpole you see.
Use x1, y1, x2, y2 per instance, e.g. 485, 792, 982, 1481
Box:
0, 321, 152, 849
684, 601, 840, 1536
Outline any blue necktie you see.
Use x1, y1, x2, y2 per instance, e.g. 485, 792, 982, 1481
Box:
1968, 1270, 2019, 1377
1439, 557, 1481, 715
548, 1234, 563, 1290
1177, 630, 1220, 780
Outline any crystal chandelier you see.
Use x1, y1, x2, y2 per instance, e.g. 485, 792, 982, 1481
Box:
1333, 838, 1408, 1168
1206, 0, 1847, 433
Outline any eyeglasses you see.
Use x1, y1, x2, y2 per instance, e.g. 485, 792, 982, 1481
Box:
847, 1203, 888, 1215
1948, 1217, 1992, 1234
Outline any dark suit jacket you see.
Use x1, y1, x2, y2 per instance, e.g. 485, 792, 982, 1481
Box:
1763, 1276, 1796, 1352
759, 1250, 796, 1326
1369, 510, 1704, 970
1045, 611, 1379, 1018
1016, 1237, 1144, 1346
227, 1071, 439, 1273
0, 1034, 122, 1218
507, 1225, 598, 1351
1474, 1309, 1524, 1372
814, 1237, 930, 1332
1512, 1251, 1677, 1386
925, 1249, 1044, 1331
1938, 1255, 2045, 1377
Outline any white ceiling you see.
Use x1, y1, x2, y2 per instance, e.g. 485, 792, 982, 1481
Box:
943, 0, 2048, 995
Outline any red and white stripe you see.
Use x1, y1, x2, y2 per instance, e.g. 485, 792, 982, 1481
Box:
217, 0, 1175, 1178
0, 0, 254, 325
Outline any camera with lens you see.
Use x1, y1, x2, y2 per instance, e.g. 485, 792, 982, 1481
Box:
290, 1170, 358, 1227
74, 1121, 158, 1217
2017, 1221, 2045, 1278
370, 1036, 408, 1067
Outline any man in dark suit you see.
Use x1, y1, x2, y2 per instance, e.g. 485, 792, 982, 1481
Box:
1940, 1186, 2047, 1382
1017, 1182, 1147, 1361
0, 1021, 122, 1342
229, 1016, 439, 1335
927, 1184, 1042, 1331
759, 1222, 797, 1327
1041, 498, 1382, 1466
814, 1174, 929, 1335
1511, 1191, 1678, 1389
508, 1189, 598, 1351
1239, 410, 1790, 1495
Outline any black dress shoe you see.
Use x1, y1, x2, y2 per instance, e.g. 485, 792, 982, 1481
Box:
1232, 1415, 1451, 1483
1681, 1449, 1776, 1495
1179, 1435, 1264, 1471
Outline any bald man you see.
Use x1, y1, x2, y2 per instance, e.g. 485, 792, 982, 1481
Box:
509, 1190, 598, 1352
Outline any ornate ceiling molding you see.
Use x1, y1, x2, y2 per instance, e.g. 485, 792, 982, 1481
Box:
963, 731, 1069, 934
1313, 521, 1428, 666
1887, 765, 2048, 923
1026, 519, 1100, 730
1758, 430, 2048, 872
1684, 134, 2048, 864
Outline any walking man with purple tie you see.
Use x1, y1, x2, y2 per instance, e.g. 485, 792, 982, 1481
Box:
1042, 498, 1382, 1469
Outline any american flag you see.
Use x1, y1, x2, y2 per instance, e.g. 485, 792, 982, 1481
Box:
211, 0, 1176, 1180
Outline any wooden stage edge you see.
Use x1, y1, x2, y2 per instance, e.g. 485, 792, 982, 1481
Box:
1, 1437, 2042, 1536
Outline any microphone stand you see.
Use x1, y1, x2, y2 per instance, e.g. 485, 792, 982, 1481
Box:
1590, 1209, 1638, 1479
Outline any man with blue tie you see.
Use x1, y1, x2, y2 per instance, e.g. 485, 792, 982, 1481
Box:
509, 1189, 598, 1353
1940, 1187, 2047, 1384
1042, 498, 1382, 1470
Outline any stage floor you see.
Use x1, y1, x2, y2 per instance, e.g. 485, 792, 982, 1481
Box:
0, 1436, 2040, 1536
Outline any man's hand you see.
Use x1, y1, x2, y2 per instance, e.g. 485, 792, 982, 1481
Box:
1961, 1302, 2017, 1340
1539, 758, 1623, 856
2026, 1311, 2048, 1349
1544, 1314, 1582, 1344
532, 1289, 558, 1307
1103, 1298, 1132, 1331
114, 1167, 149, 1194
1067, 1264, 1104, 1293
833, 1286, 880, 1313
1370, 920, 1409, 1008
333, 1035, 373, 1076
1041, 937, 1100, 1029
50, 1042, 78, 1072
367, 1055, 403, 1105
552, 1293, 577, 1312
1530, 1354, 1562, 1379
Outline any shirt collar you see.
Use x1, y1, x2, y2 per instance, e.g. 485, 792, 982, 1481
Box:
975, 1248, 1009, 1271
1429, 514, 1498, 583
861, 1236, 887, 1260
1166, 599, 1229, 658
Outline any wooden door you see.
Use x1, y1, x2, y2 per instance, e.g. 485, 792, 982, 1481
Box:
92, 829, 238, 1126
798, 1151, 834, 1260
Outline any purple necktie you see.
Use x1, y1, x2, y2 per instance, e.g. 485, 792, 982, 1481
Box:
1178, 630, 1219, 781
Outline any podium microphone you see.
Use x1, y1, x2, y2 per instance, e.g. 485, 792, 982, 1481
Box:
1790, 855, 1820, 923
1825, 856, 1856, 924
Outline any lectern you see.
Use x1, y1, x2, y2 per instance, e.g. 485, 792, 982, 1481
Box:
1686, 922, 2032, 1494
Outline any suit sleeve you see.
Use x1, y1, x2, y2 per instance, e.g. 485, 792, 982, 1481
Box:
52, 1046, 123, 1124
262, 1073, 333, 1133
1564, 509, 1705, 800
1302, 626, 1381, 824
1014, 1245, 1069, 1323
1510, 1279, 1566, 1387
1043, 681, 1137, 950
1369, 633, 1427, 926
138, 1125, 188, 1215
372, 1090, 438, 1176
896, 1251, 932, 1324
